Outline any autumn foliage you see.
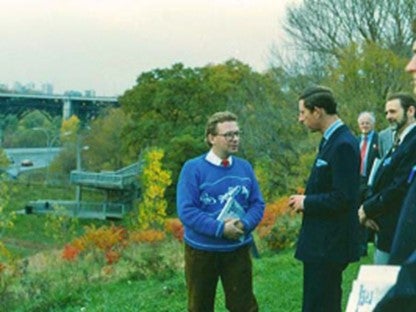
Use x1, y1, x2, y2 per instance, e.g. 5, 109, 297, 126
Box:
136, 148, 172, 230
257, 196, 292, 238
164, 218, 184, 242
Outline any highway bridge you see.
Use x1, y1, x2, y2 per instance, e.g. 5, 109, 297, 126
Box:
0, 92, 119, 121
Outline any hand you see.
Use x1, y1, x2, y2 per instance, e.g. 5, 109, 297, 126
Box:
363, 219, 380, 232
288, 195, 305, 213
223, 219, 244, 240
358, 205, 367, 224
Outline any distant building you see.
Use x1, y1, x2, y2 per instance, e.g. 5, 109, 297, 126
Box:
41, 83, 54, 95
64, 90, 83, 97
84, 89, 96, 97
0, 83, 8, 92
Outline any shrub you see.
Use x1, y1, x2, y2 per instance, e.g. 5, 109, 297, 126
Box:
129, 229, 165, 244
136, 148, 172, 229
257, 196, 291, 238
164, 218, 183, 242
62, 224, 127, 264
262, 213, 301, 252
43, 205, 79, 243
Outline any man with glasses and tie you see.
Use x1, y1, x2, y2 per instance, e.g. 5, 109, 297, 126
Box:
177, 111, 265, 312
289, 85, 361, 312
358, 93, 416, 265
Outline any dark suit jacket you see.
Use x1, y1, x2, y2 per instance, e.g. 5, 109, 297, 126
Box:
358, 131, 380, 201
363, 126, 416, 253
389, 169, 416, 265
295, 124, 361, 263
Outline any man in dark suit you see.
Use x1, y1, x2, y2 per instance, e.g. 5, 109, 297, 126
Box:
357, 111, 380, 257
389, 167, 416, 265
289, 85, 361, 312
373, 30, 416, 312
359, 92, 416, 264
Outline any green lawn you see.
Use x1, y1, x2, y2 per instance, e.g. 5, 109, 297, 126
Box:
6, 247, 372, 312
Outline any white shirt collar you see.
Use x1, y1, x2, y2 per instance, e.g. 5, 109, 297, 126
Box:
206, 150, 232, 167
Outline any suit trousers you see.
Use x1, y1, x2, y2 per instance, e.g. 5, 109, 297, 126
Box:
302, 261, 348, 312
184, 243, 258, 312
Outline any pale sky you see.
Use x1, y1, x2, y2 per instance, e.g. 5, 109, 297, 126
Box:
0, 0, 298, 96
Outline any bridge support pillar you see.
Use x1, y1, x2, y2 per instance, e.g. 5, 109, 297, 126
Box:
63, 98, 72, 120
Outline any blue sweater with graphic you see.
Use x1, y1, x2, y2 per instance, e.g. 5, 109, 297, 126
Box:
177, 154, 265, 252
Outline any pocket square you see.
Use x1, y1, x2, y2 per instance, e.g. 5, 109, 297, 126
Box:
316, 158, 328, 167
383, 157, 392, 166
408, 165, 416, 183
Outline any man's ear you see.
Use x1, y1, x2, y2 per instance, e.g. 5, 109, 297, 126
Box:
313, 107, 324, 118
408, 105, 416, 118
207, 133, 215, 145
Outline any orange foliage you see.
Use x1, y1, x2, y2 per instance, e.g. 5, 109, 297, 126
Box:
62, 224, 127, 265
257, 196, 292, 238
105, 250, 120, 265
164, 218, 184, 242
71, 224, 127, 252
61, 244, 81, 261
129, 229, 165, 244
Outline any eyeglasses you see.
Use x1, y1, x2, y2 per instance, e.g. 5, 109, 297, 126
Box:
216, 131, 242, 141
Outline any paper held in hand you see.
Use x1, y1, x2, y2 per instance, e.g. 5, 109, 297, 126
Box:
217, 196, 245, 221
345, 264, 401, 312
217, 186, 246, 242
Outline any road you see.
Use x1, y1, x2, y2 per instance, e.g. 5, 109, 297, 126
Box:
4, 147, 61, 177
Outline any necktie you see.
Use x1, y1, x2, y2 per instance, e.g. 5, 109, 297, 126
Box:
360, 135, 368, 175
221, 159, 230, 167
392, 135, 401, 152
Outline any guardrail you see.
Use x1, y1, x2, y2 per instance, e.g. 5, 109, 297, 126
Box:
26, 200, 128, 219
70, 171, 138, 189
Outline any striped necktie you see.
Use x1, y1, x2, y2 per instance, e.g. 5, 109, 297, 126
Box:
360, 135, 368, 175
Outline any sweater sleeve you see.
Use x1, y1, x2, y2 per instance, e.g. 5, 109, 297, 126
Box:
240, 162, 265, 232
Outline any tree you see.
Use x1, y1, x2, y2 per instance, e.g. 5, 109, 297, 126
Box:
2, 110, 58, 147
83, 108, 135, 172
284, 0, 415, 59
324, 42, 411, 130
120, 60, 305, 206
49, 115, 81, 176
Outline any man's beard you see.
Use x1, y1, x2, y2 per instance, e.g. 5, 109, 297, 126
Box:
390, 115, 408, 132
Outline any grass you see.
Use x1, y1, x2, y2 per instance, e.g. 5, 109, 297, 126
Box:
7, 247, 372, 312
1, 181, 375, 311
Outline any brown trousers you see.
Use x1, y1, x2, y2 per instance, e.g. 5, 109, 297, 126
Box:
184, 244, 258, 312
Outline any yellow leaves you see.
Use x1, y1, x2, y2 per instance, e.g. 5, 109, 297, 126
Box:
136, 148, 172, 230
60, 115, 80, 144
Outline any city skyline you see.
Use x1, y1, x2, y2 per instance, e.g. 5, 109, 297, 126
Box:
0, 0, 298, 96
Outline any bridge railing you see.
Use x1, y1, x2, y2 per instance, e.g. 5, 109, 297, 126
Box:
70, 171, 138, 189
27, 199, 128, 219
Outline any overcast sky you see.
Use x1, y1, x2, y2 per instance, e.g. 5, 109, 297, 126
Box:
0, 0, 299, 96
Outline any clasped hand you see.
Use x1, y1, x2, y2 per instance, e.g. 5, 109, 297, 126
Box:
358, 205, 379, 232
223, 218, 244, 240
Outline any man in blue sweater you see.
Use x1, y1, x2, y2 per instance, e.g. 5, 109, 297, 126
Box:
177, 111, 265, 312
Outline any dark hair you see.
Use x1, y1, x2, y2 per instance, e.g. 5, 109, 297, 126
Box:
205, 111, 238, 146
298, 85, 337, 115
386, 92, 416, 117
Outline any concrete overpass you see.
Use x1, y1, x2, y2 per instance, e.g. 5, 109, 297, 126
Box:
0, 92, 119, 121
